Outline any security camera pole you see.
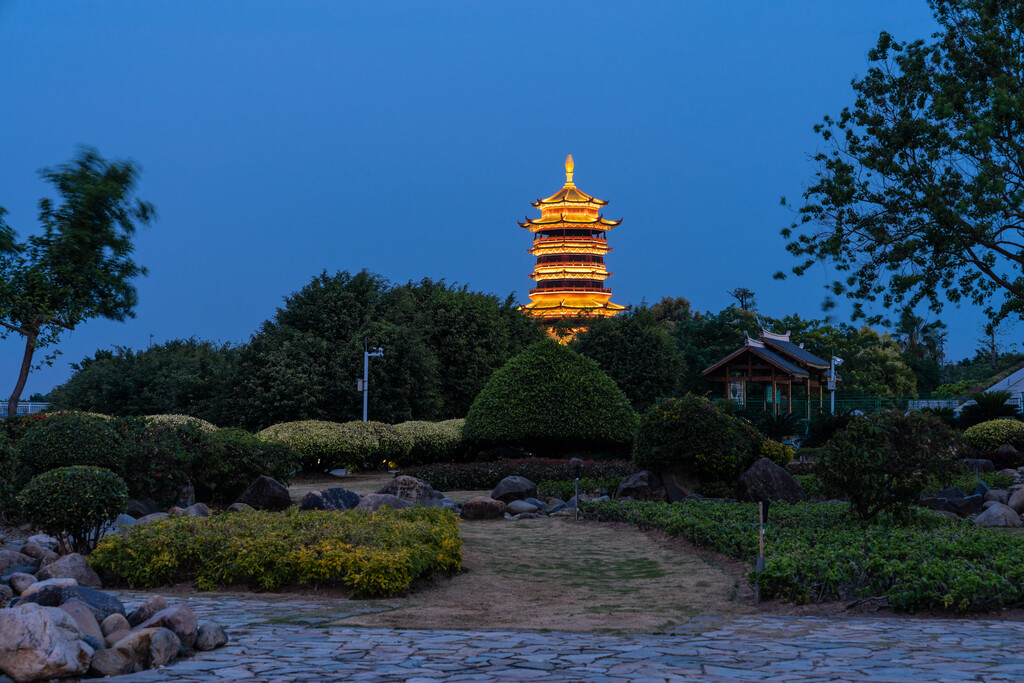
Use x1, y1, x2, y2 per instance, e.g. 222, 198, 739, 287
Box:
360, 340, 384, 422
829, 355, 844, 414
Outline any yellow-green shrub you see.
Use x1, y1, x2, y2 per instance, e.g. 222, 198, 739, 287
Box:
90, 506, 461, 596
258, 420, 413, 471
963, 419, 1024, 453
144, 414, 218, 433
760, 439, 795, 467
392, 419, 465, 466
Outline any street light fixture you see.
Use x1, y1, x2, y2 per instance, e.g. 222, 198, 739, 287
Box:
829, 356, 844, 414
360, 341, 384, 422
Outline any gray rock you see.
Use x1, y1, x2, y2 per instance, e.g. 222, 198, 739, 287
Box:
615, 470, 667, 501
60, 586, 126, 622
126, 498, 160, 519
36, 553, 102, 588
524, 497, 546, 509
19, 583, 66, 607
491, 476, 537, 504
356, 493, 414, 511
975, 502, 1023, 528
175, 483, 196, 508
135, 512, 171, 526
983, 500, 999, 510
438, 497, 458, 510
0, 549, 35, 574
1, 564, 39, 583
226, 502, 254, 513
962, 458, 995, 473
101, 612, 130, 637
114, 627, 180, 672
513, 512, 543, 519
736, 458, 807, 504
934, 487, 967, 500
997, 444, 1019, 454
235, 475, 292, 512
0, 584, 11, 608
999, 468, 1018, 477
930, 509, 961, 520
985, 489, 1010, 505
298, 488, 361, 512
128, 595, 169, 627
506, 500, 539, 514
185, 502, 211, 517
105, 628, 130, 648
0, 602, 94, 682
138, 604, 199, 650
1009, 487, 1024, 513
18, 541, 48, 560
546, 500, 568, 514
9, 572, 37, 596
460, 496, 506, 520
58, 601, 104, 642
26, 534, 57, 549
194, 621, 229, 651
89, 647, 134, 677
376, 476, 443, 506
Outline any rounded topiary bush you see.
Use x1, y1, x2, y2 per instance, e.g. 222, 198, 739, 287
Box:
18, 465, 128, 553
114, 417, 206, 508
392, 419, 466, 466
258, 420, 353, 471
462, 339, 639, 455
632, 395, 762, 482
0, 431, 26, 518
193, 428, 303, 504
18, 412, 127, 477
963, 419, 1024, 453
144, 414, 218, 433
760, 438, 795, 467
817, 410, 962, 521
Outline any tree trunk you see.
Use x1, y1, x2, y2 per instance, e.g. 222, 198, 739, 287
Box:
8, 331, 37, 419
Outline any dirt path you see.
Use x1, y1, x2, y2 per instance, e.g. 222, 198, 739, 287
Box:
338, 516, 752, 634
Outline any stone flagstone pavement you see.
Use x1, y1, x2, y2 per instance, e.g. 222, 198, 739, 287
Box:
106, 593, 1024, 682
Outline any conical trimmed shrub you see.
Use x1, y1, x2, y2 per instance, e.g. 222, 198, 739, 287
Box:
463, 339, 639, 454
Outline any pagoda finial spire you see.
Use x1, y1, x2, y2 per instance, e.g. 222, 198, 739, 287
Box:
565, 153, 574, 186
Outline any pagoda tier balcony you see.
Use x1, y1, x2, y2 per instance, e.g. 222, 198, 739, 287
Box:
529, 286, 612, 295
536, 255, 605, 265
530, 268, 611, 280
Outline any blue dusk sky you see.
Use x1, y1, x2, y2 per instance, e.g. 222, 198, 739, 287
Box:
0, 1, 992, 397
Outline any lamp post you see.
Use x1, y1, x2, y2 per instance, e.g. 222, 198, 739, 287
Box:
829, 356, 844, 414
360, 341, 384, 422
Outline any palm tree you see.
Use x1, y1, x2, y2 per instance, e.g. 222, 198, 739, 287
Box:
894, 309, 947, 361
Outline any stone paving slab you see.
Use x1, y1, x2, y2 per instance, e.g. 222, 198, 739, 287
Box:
103, 592, 1024, 681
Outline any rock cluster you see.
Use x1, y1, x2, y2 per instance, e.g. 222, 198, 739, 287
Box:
920, 467, 1024, 528
0, 534, 227, 682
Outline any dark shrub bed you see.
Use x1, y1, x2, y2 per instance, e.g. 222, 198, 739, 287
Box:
583, 498, 1024, 613
398, 458, 635, 491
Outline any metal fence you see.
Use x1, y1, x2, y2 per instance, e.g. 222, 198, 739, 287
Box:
0, 402, 50, 417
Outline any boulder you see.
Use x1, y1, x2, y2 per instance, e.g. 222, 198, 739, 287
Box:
226, 502, 254, 513
524, 497, 546, 509
185, 503, 211, 517
234, 475, 292, 512
1, 565, 39, 584
997, 444, 1019, 454
298, 488, 361, 512
138, 604, 199, 650
127, 595, 169, 627
194, 621, 229, 651
21, 578, 77, 601
58, 601, 104, 643
101, 612, 130, 637
134, 512, 170, 526
975, 502, 1023, 528
113, 627, 180, 672
355, 493, 414, 511
985, 489, 1010, 505
376, 476, 443, 506
26, 534, 57, 549
930, 509, 961, 520
506, 500, 538, 515
36, 553, 102, 588
60, 586, 126, 623
491, 476, 537, 504
999, 468, 1018, 477
1009, 487, 1024, 514
105, 628, 130, 648
0, 603, 94, 682
962, 458, 995, 473
0, 584, 11, 608
546, 499, 568, 514
659, 469, 702, 502
460, 496, 506, 520
9, 573, 37, 596
0, 549, 35, 574
126, 498, 160, 519
174, 483, 196, 508
615, 470, 667, 501
89, 647, 134, 677
736, 458, 807, 504
18, 541, 48, 561
934, 486, 967, 499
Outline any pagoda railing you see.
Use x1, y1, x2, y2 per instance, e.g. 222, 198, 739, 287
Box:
532, 235, 607, 245
529, 286, 613, 295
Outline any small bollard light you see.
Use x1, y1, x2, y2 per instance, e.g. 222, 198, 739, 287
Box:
571, 457, 583, 521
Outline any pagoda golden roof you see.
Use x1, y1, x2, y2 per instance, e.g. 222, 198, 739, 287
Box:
518, 214, 622, 230
531, 154, 610, 207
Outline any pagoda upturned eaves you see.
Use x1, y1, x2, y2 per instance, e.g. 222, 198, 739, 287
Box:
520, 155, 626, 324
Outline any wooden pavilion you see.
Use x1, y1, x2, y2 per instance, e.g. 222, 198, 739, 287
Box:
701, 329, 838, 416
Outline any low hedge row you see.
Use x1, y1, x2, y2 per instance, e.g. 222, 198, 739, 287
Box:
90, 506, 462, 597
582, 498, 1024, 612
398, 458, 636, 492
257, 420, 415, 471
537, 476, 624, 501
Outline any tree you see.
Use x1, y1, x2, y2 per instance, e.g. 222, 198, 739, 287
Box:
779, 0, 1024, 326
570, 307, 687, 411
727, 287, 757, 311
671, 306, 761, 393
0, 149, 154, 417
893, 309, 947, 361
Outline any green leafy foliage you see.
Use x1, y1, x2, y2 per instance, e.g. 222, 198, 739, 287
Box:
398, 459, 635, 492
258, 420, 413, 472
751, 412, 804, 441
962, 419, 1024, 453
584, 498, 1024, 612
0, 431, 25, 518
391, 419, 466, 467
759, 439, 795, 467
959, 391, 1020, 427
817, 411, 963, 521
192, 428, 302, 504
800, 411, 854, 448
463, 340, 639, 455
18, 466, 127, 554
90, 506, 462, 596
537, 476, 624, 500
18, 412, 127, 477
113, 417, 205, 508
632, 395, 762, 483
570, 307, 687, 411
144, 414, 218, 432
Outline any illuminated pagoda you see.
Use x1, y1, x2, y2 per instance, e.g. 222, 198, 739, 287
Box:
519, 154, 626, 329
